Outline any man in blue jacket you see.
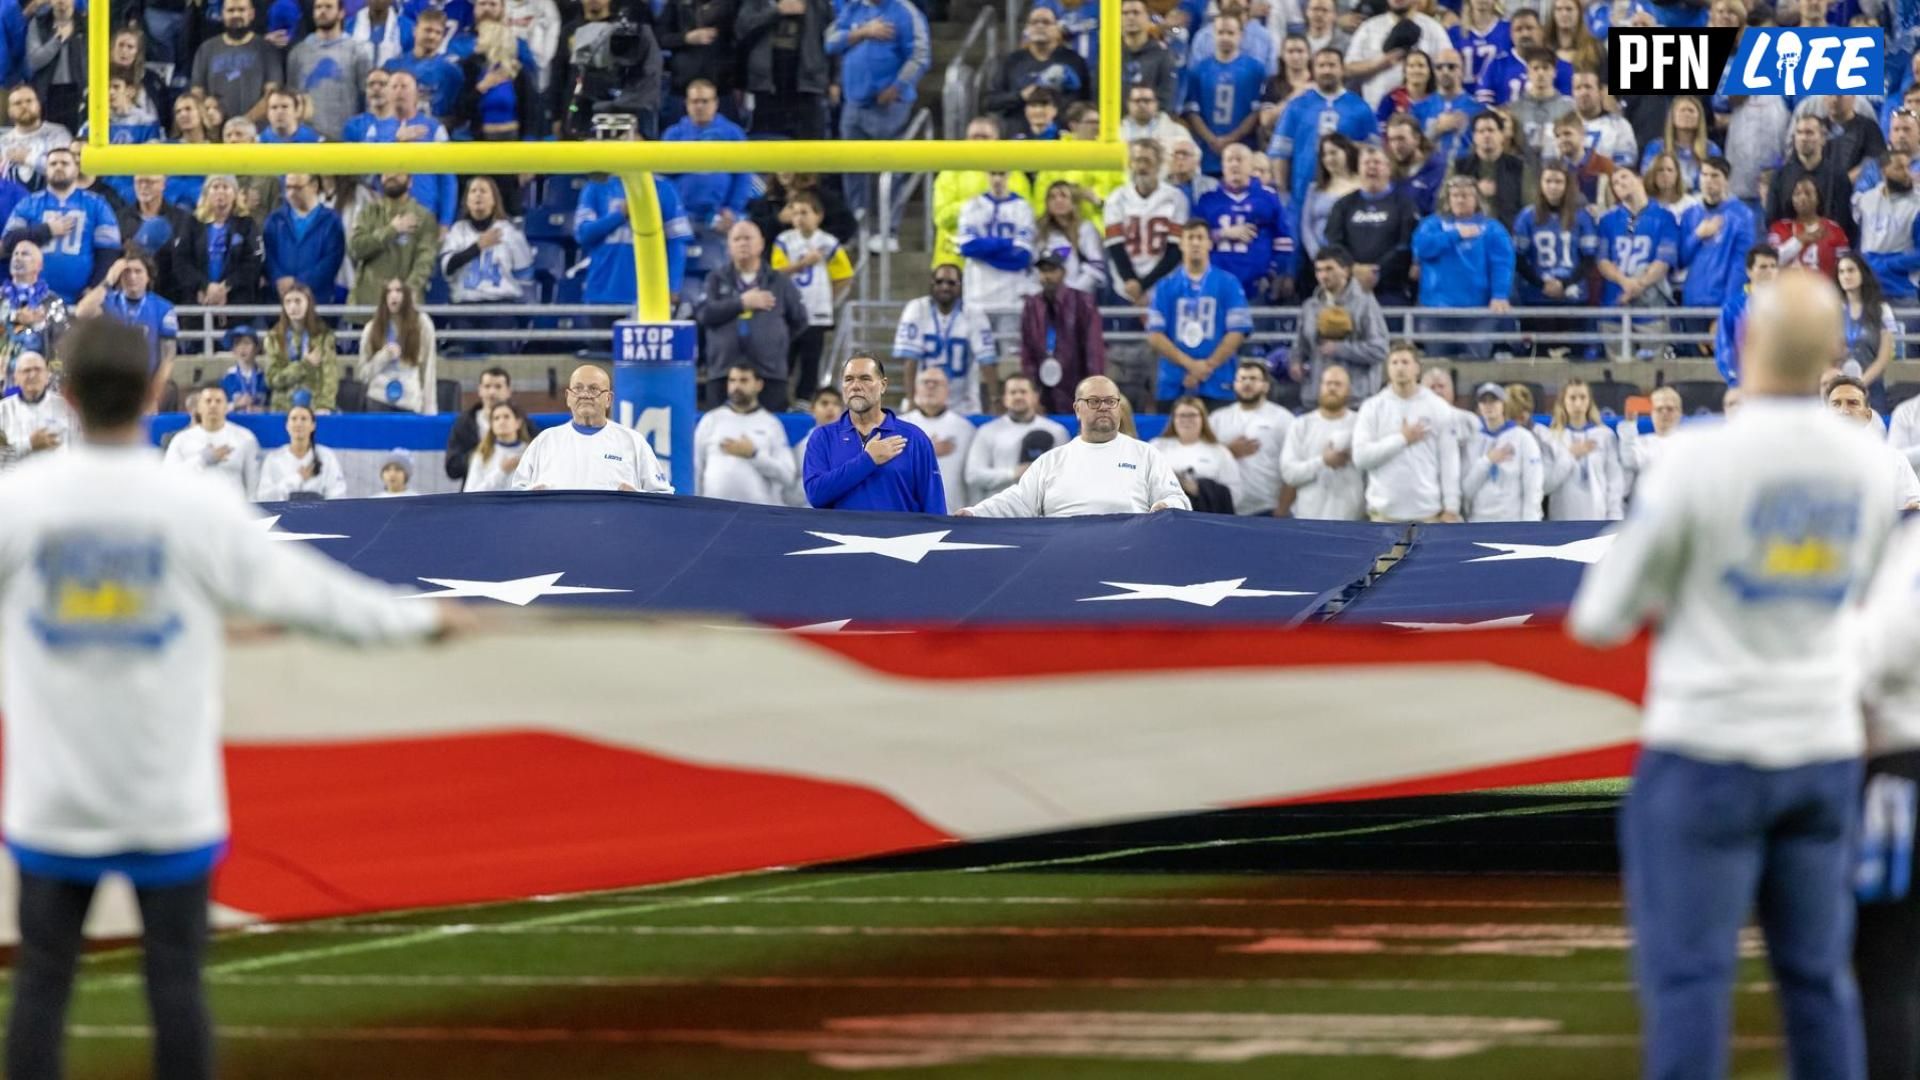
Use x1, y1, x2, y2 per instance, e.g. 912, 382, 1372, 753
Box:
263, 174, 346, 300
825, 0, 930, 234
661, 79, 753, 278
1411, 176, 1514, 358
1678, 156, 1756, 354
574, 171, 691, 308
804, 353, 947, 513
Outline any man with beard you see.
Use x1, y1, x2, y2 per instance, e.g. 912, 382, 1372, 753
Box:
1280, 364, 1364, 520
1326, 144, 1418, 305
1018, 253, 1102, 414
899, 366, 975, 512
959, 375, 1187, 517
693, 364, 796, 506
513, 364, 672, 491
3, 147, 121, 305
893, 264, 998, 415
287, 0, 371, 142
1382, 114, 1444, 216
1269, 49, 1376, 219
802, 354, 945, 513
1208, 360, 1290, 517
1342, 0, 1450, 108
1290, 245, 1388, 397
1857, 150, 1920, 307
0, 88, 71, 192
1412, 46, 1480, 164
347, 172, 439, 305
0, 350, 69, 467
964, 373, 1068, 503
190, 0, 285, 125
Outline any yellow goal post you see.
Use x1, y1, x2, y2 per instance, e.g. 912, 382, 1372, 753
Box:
82, 0, 1126, 322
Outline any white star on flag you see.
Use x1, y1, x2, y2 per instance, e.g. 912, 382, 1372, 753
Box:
1465, 535, 1616, 565
254, 515, 348, 542
402, 572, 630, 606
1077, 578, 1311, 608
786, 530, 1015, 565
1384, 614, 1534, 632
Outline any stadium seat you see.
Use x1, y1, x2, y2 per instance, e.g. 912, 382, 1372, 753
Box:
1889, 382, 1920, 412
335, 377, 367, 413
437, 378, 460, 414
1666, 380, 1727, 415
1585, 379, 1644, 417
530, 241, 569, 290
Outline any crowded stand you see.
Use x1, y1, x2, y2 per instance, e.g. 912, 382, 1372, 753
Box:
0, 0, 1913, 515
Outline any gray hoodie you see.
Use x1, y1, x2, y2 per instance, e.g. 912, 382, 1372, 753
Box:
1292, 276, 1389, 397
287, 31, 373, 142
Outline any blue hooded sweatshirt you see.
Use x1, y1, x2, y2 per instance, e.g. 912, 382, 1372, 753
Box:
1412, 212, 1514, 307
659, 114, 753, 226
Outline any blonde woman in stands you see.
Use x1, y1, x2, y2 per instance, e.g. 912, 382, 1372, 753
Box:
1540, 378, 1626, 520
463, 400, 533, 493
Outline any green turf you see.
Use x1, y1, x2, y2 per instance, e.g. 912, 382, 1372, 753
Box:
8, 791, 1797, 1079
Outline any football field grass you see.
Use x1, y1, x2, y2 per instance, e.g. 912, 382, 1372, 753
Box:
9, 789, 1796, 1078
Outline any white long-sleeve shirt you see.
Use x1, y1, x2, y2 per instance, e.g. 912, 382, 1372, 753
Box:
963, 413, 1071, 504
1208, 400, 1292, 516
256, 444, 349, 501
1879, 438, 1920, 511
956, 191, 1038, 311
1462, 421, 1544, 523
1352, 386, 1462, 522
693, 405, 795, 506
0, 390, 71, 468
0, 442, 440, 856
900, 408, 977, 513
512, 421, 673, 493
1568, 397, 1899, 768
965, 434, 1191, 517
1539, 422, 1626, 521
1279, 408, 1364, 520
162, 422, 261, 500
1889, 395, 1920, 470
1151, 437, 1244, 510
462, 441, 527, 493
1859, 518, 1920, 754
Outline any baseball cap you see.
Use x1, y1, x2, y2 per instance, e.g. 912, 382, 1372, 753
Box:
1034, 252, 1066, 270
224, 323, 257, 348
1020, 430, 1057, 463
1475, 382, 1507, 402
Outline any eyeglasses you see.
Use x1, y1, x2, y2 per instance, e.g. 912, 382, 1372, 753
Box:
1898, 108, 1918, 119
567, 386, 608, 398
1075, 396, 1124, 410
1434, 62, 1460, 69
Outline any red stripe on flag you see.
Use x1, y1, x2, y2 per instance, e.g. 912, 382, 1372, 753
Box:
1257, 742, 1639, 806
215, 732, 954, 920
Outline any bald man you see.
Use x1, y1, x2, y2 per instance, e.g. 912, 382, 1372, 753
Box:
1571, 269, 1897, 1080
959, 376, 1189, 517
511, 365, 673, 493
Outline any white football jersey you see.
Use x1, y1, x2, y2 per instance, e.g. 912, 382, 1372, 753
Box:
956, 192, 1038, 311
891, 299, 999, 416
1103, 179, 1190, 270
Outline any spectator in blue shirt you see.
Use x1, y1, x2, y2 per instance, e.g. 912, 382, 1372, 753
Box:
341, 67, 394, 144
257, 88, 324, 143
80, 254, 178, 383
574, 169, 692, 306
1269, 50, 1377, 217
382, 9, 465, 120
1511, 163, 1597, 355
1146, 219, 1253, 406
1410, 175, 1515, 357
825, 0, 929, 230
1179, 13, 1265, 175
1194, 143, 1291, 301
661, 78, 753, 277
1410, 47, 1480, 164
1714, 244, 1778, 384
263, 173, 346, 300
1678, 156, 1756, 340
2, 146, 121, 304
803, 353, 947, 513
364, 71, 457, 225
1596, 165, 1680, 334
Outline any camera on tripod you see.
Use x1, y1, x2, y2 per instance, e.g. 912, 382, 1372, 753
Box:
565, 9, 662, 139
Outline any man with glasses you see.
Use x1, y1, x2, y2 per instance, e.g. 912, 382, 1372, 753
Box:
802, 353, 946, 513
894, 265, 998, 415
511, 364, 672, 492
959, 375, 1186, 517
263, 174, 347, 300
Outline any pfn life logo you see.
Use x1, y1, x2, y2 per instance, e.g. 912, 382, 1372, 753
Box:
1607, 27, 1882, 95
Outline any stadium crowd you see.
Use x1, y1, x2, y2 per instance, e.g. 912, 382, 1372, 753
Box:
0, 0, 1912, 512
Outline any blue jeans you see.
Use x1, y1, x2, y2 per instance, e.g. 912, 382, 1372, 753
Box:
1415, 314, 1513, 358
839, 97, 914, 226
1623, 749, 1867, 1080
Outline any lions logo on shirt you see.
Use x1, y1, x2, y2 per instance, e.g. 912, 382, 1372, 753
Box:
29, 532, 182, 649
1724, 482, 1862, 604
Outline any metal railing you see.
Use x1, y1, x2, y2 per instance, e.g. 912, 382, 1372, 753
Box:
942, 6, 1000, 140
830, 300, 1913, 360
874, 108, 936, 308
167, 303, 631, 356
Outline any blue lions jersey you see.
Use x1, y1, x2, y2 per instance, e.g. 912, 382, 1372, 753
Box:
573, 176, 692, 306
1512, 205, 1599, 304
1179, 54, 1267, 174
1147, 266, 1253, 401
4, 189, 121, 302
1597, 203, 1681, 306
